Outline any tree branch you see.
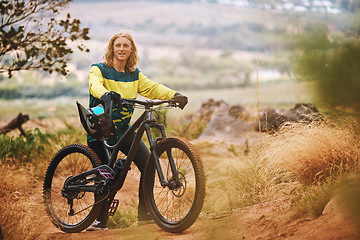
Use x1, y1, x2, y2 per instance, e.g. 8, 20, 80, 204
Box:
0, 0, 89, 77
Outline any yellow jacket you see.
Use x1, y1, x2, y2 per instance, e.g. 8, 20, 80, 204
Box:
88, 63, 176, 142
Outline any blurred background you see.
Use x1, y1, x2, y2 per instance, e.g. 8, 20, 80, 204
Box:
1, 0, 359, 121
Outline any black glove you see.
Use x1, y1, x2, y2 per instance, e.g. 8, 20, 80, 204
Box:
100, 91, 122, 131
100, 91, 121, 106
173, 92, 188, 110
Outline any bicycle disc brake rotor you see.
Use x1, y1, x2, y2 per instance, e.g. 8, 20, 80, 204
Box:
170, 172, 187, 197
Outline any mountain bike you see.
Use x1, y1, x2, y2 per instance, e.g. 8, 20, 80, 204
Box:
43, 97, 206, 233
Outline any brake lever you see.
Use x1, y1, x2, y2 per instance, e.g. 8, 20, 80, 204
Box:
168, 99, 178, 108
120, 99, 132, 108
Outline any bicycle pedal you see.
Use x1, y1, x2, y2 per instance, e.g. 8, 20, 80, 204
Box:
97, 169, 114, 180
108, 199, 119, 216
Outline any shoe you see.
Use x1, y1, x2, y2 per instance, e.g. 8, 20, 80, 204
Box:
86, 220, 109, 231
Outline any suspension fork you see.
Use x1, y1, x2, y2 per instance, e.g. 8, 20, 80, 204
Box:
146, 123, 181, 188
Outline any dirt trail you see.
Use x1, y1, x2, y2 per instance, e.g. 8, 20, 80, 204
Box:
3, 156, 359, 239
3, 118, 359, 239
37, 189, 359, 240
32, 141, 358, 240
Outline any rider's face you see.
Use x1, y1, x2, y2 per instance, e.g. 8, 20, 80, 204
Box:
113, 37, 133, 62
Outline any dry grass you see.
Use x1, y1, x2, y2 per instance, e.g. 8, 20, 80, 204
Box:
0, 165, 43, 240
198, 137, 298, 213
260, 120, 360, 185
0, 125, 86, 239
252, 118, 360, 218
200, 117, 360, 218
230, 143, 300, 206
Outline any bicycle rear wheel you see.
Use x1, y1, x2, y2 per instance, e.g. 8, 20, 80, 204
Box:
143, 137, 206, 233
43, 144, 103, 233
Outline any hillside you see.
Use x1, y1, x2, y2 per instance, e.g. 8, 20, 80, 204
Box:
1, 0, 352, 99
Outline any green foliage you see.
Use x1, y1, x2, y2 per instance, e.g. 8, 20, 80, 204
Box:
0, 0, 90, 77
227, 144, 239, 156
107, 204, 138, 229
52, 123, 88, 146
167, 116, 206, 140
0, 128, 52, 164
0, 123, 87, 165
290, 182, 335, 218
336, 175, 360, 224
293, 22, 360, 110
0, 82, 88, 99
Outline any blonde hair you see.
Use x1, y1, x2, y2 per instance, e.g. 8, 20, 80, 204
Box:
104, 30, 139, 72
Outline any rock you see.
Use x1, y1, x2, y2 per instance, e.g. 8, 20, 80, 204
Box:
181, 99, 322, 140
199, 113, 253, 140
256, 103, 322, 133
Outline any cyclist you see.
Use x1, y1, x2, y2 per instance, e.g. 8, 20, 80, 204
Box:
86, 30, 188, 230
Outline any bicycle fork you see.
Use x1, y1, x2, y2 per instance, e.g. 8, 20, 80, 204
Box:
145, 123, 182, 190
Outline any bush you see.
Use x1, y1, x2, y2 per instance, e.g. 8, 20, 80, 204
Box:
293, 23, 360, 111
289, 181, 335, 218
108, 204, 138, 229
0, 128, 52, 165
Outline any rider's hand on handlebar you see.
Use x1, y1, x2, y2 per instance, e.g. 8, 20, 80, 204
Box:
173, 92, 188, 110
100, 91, 122, 107
100, 91, 121, 132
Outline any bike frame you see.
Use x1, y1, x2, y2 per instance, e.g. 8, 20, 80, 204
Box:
65, 99, 181, 198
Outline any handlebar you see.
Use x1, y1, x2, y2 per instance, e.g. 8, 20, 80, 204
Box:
121, 98, 178, 108
98, 98, 178, 140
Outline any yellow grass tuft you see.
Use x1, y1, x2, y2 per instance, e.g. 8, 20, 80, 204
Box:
0, 165, 43, 239
260, 120, 360, 185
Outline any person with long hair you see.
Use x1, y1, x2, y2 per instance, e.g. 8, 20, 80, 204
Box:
86, 30, 188, 230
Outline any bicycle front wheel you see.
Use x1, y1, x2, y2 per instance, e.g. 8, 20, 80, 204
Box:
43, 144, 103, 233
144, 137, 206, 233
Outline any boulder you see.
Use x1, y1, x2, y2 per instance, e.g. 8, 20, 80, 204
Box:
256, 103, 322, 133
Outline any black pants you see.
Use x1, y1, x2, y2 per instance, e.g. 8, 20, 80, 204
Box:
88, 133, 150, 223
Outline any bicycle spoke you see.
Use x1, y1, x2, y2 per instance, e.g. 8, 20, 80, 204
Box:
44, 145, 102, 231
150, 143, 198, 223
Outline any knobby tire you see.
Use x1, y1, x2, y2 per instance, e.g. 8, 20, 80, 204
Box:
43, 144, 103, 233
143, 137, 206, 233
